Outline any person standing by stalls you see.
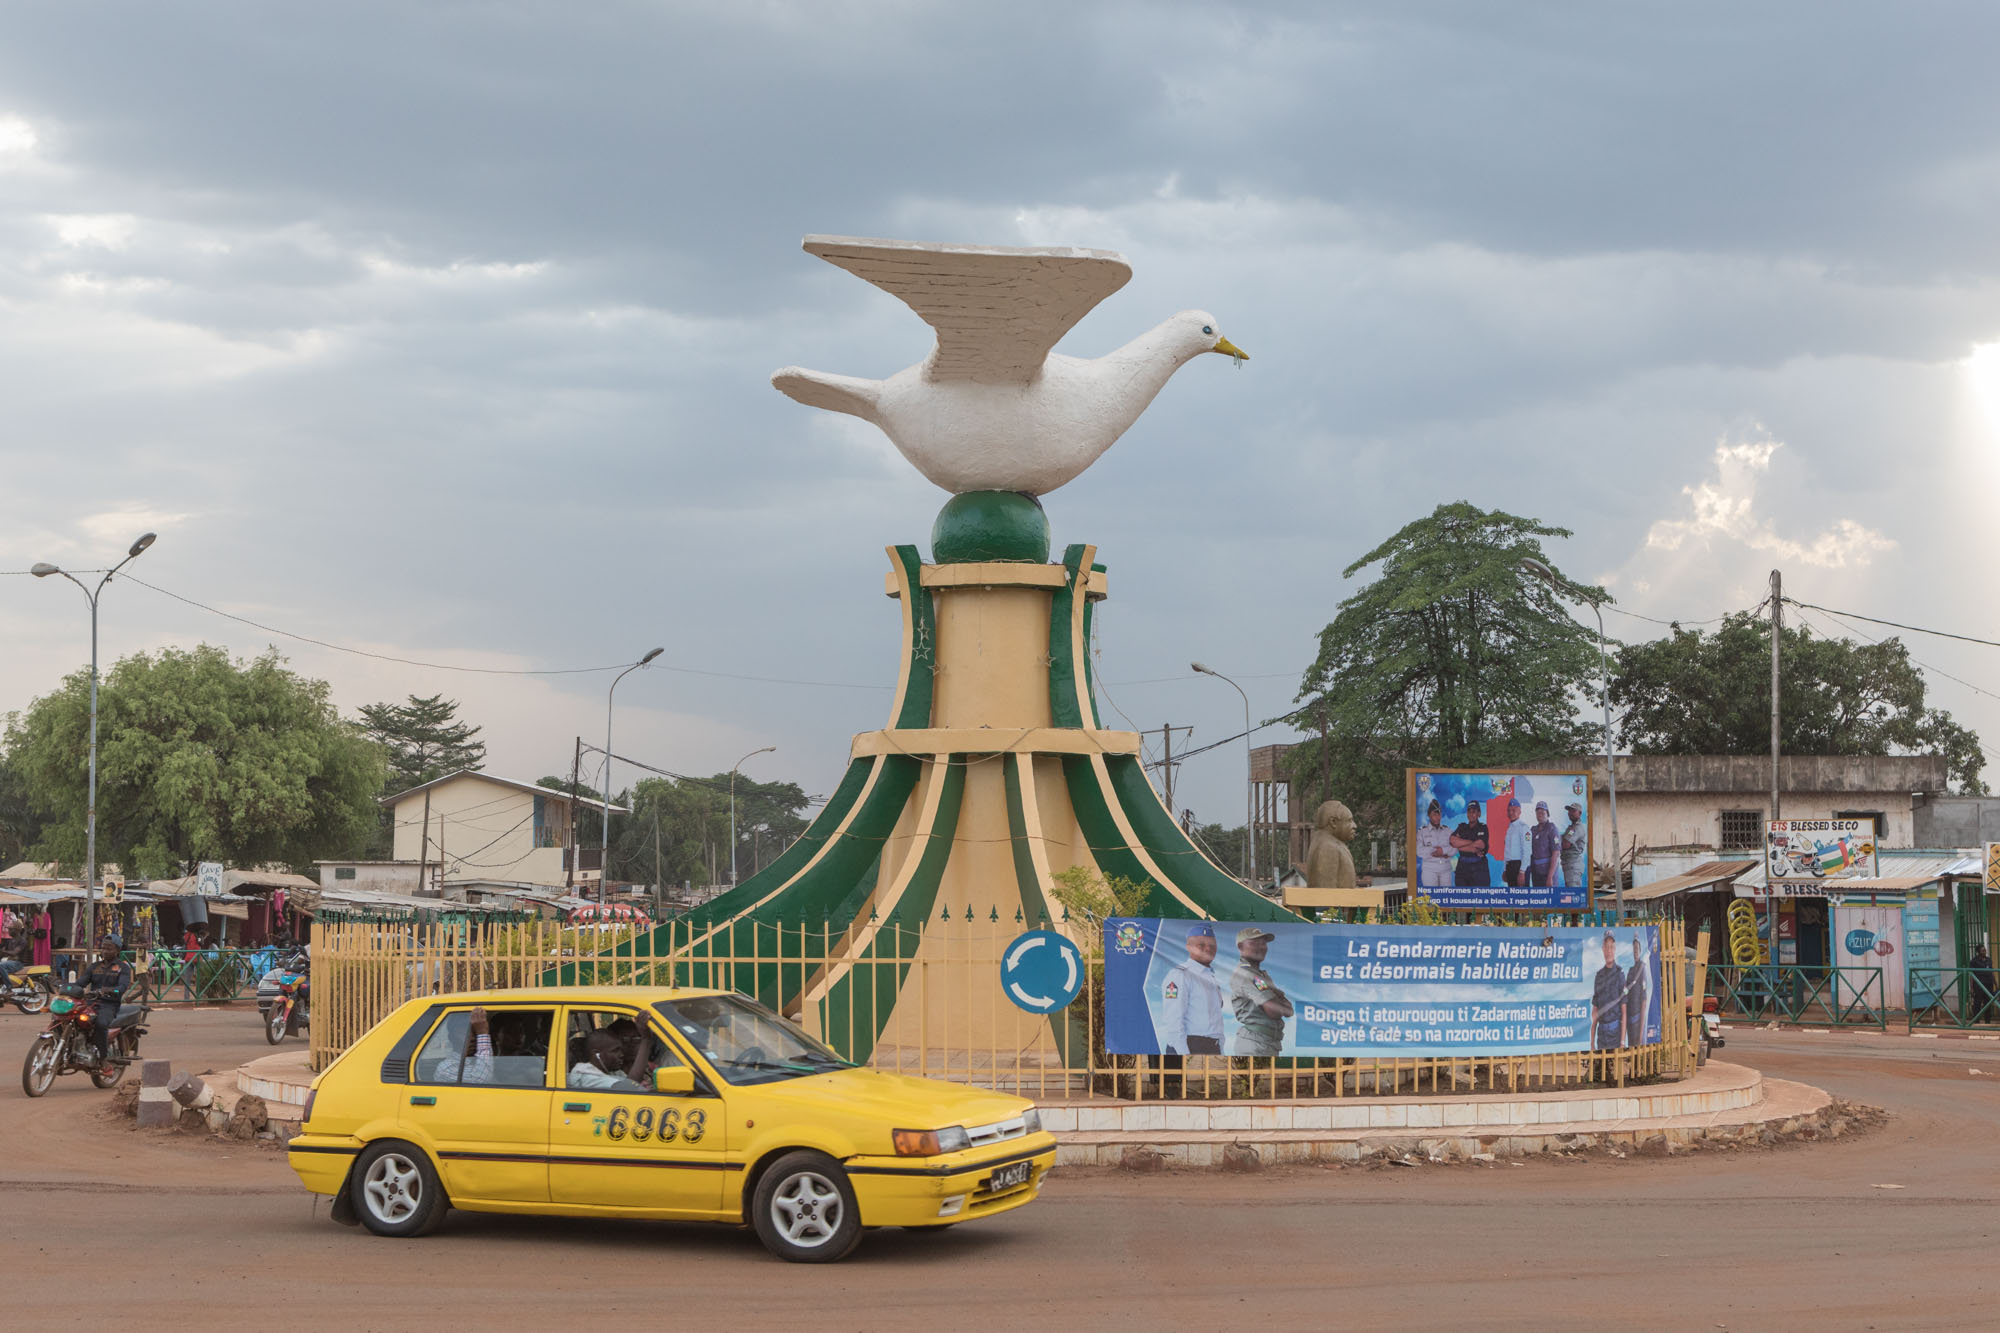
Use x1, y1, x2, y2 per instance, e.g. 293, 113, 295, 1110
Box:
31, 906, 53, 970
1590, 933, 1625, 1050
1559, 802, 1588, 889
1227, 927, 1292, 1057
1622, 934, 1650, 1047
1499, 799, 1528, 889
1527, 800, 1561, 888
1415, 800, 1454, 893
1450, 802, 1491, 887
1970, 944, 1997, 1023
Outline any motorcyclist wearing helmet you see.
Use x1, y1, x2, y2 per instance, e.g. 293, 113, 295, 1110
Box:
81, 936, 134, 1068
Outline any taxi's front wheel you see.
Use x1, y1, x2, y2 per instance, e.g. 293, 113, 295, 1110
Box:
352, 1140, 447, 1238
751, 1151, 862, 1263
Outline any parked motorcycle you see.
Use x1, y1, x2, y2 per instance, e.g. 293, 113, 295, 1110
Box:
2, 965, 56, 1015
265, 959, 309, 1045
21, 985, 151, 1097
1701, 993, 1724, 1057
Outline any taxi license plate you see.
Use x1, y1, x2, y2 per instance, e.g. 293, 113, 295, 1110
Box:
986, 1161, 1032, 1192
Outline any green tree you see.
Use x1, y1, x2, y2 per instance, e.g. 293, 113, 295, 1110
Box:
1290, 503, 1608, 835
0, 754, 43, 868
358, 693, 486, 793
602, 773, 812, 889
3, 645, 385, 877
1612, 612, 1986, 793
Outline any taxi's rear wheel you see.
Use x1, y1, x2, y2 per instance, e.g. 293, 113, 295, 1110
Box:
752, 1151, 862, 1263
352, 1140, 447, 1238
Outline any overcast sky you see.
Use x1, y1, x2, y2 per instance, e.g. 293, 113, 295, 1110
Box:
4, 1, 1998, 841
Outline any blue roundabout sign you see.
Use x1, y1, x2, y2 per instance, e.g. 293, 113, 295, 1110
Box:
1000, 929, 1083, 1013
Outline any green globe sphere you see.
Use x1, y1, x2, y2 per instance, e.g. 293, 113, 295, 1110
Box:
931, 491, 1051, 564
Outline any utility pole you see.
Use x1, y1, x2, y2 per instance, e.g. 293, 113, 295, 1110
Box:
566, 736, 581, 890
1141, 724, 1193, 808
416, 788, 431, 898
1769, 569, 1782, 823
1769, 568, 1783, 965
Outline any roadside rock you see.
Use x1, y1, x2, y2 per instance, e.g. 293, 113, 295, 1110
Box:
226, 1093, 270, 1141
1222, 1142, 1263, 1172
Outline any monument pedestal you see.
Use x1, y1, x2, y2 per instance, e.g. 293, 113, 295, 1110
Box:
656, 540, 1296, 1062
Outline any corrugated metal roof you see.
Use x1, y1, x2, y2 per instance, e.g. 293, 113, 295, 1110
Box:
1623, 861, 1756, 902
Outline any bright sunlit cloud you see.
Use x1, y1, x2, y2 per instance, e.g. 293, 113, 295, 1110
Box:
1967, 342, 2000, 436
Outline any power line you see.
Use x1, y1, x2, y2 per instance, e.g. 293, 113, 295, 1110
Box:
118, 574, 893, 689
1787, 597, 2000, 652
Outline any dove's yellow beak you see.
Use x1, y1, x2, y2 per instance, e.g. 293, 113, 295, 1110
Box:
1212, 336, 1248, 360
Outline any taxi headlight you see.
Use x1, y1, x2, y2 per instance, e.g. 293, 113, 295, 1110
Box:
893, 1129, 941, 1157
892, 1126, 972, 1157
1022, 1108, 1042, 1134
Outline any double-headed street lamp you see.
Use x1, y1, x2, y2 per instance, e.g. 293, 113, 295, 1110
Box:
1519, 557, 1622, 919
1191, 661, 1255, 886
729, 745, 776, 887
32, 532, 158, 948
602, 647, 664, 902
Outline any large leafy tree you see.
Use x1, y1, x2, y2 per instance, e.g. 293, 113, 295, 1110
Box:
3, 645, 385, 877
358, 693, 486, 794
1613, 612, 1986, 793
605, 773, 811, 888
1290, 503, 1608, 833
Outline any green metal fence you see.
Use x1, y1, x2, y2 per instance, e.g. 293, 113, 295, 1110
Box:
1706, 963, 1888, 1029
1907, 967, 2000, 1031
124, 947, 283, 1005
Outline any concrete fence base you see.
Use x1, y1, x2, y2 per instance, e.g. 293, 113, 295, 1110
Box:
136, 1060, 174, 1128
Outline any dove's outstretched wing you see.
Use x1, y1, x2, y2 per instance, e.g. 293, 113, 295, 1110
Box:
802, 235, 1132, 385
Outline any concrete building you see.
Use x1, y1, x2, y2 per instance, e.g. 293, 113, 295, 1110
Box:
362, 771, 628, 889
1566, 754, 1948, 868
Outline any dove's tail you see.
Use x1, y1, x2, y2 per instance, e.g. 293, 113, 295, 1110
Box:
771, 367, 884, 423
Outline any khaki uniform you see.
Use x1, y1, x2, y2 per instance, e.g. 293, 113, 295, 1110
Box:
1229, 961, 1288, 1056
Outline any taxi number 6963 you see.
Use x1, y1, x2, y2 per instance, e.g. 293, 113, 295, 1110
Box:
600, 1106, 706, 1143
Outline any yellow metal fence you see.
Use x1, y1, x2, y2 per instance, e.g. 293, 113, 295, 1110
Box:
311, 916, 1692, 1100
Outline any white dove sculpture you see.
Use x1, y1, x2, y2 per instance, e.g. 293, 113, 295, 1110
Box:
772, 236, 1246, 496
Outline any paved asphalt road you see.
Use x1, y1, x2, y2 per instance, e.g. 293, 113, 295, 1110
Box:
3, 1006, 1996, 1331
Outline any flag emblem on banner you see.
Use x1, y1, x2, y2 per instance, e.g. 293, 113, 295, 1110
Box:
1817, 841, 1851, 874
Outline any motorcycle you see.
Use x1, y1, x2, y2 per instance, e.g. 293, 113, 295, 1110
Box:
21, 985, 151, 1097
2, 964, 56, 1015
265, 961, 309, 1045
1701, 993, 1725, 1057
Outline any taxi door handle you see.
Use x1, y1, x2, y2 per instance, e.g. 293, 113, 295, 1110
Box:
564, 1102, 591, 1112
409, 1095, 436, 1107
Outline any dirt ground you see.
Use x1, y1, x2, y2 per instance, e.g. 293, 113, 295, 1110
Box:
5, 1007, 1997, 1331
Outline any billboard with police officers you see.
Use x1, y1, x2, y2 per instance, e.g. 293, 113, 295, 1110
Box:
1103, 917, 1661, 1058
1406, 768, 1593, 911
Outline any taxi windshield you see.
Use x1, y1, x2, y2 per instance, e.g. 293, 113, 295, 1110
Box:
653, 994, 853, 1086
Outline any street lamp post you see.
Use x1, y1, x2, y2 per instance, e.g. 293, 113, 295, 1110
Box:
1191, 662, 1255, 886
1519, 557, 1622, 918
729, 745, 776, 887
602, 647, 664, 903
31, 532, 158, 949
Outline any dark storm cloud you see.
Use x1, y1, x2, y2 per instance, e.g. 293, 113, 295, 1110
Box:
3, 1, 1998, 817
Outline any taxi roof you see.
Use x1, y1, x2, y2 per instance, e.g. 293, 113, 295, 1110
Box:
414, 985, 735, 1004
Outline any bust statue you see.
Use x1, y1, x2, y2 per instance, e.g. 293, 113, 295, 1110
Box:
1303, 800, 1358, 889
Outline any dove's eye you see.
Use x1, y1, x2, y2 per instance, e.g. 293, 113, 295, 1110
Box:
1201, 325, 1214, 335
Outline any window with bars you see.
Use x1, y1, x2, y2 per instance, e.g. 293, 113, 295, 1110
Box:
1719, 809, 1765, 850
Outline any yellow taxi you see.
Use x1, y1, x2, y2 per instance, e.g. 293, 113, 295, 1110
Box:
287, 986, 1057, 1262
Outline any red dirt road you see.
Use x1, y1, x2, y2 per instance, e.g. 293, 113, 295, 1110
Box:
5, 1009, 1997, 1331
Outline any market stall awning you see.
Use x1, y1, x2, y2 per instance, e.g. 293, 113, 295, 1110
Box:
1623, 861, 1756, 903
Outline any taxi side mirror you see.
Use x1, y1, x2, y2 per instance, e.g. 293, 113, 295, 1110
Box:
653, 1066, 695, 1096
